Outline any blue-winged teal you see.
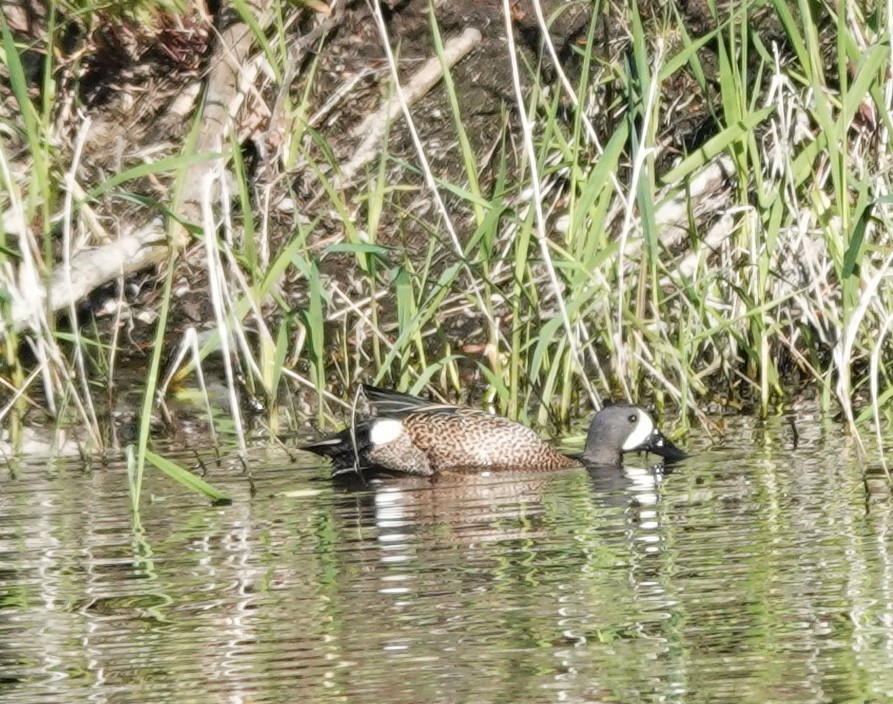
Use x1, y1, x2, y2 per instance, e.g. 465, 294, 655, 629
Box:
302, 385, 687, 475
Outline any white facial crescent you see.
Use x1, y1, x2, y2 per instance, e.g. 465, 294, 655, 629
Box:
623, 412, 655, 451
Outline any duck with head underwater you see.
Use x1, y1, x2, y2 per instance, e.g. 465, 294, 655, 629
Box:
301, 385, 687, 476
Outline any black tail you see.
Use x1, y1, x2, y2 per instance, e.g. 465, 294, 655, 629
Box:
301, 421, 376, 470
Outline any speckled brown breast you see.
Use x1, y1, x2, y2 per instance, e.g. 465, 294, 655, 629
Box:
400, 409, 577, 472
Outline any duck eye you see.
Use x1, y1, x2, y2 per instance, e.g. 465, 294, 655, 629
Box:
628, 414, 638, 424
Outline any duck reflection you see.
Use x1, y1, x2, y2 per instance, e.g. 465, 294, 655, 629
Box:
322, 462, 680, 702
332, 461, 674, 549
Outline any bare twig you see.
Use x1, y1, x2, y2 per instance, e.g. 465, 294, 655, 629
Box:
334, 25, 482, 189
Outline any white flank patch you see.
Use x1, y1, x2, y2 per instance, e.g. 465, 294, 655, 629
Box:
623, 411, 655, 451
369, 418, 404, 446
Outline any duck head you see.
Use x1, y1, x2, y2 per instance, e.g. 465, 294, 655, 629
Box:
582, 404, 687, 467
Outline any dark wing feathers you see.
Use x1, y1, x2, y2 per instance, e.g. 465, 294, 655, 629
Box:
361, 384, 460, 418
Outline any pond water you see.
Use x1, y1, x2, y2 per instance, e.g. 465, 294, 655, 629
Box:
1, 413, 892, 703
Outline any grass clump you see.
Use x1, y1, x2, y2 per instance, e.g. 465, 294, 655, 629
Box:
1, 0, 893, 488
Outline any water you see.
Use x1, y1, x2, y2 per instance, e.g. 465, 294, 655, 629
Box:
1, 414, 892, 703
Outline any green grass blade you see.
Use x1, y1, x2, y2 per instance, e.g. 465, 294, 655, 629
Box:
145, 450, 230, 503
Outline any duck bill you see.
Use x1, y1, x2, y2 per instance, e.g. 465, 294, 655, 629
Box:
636, 429, 688, 463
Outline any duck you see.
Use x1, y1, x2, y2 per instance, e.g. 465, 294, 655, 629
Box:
301, 385, 687, 476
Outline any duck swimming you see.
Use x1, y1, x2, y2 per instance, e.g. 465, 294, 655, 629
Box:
301, 385, 687, 476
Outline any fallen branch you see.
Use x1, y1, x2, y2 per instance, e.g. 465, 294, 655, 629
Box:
4, 2, 271, 334
334, 27, 482, 189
